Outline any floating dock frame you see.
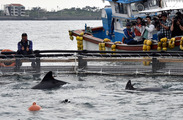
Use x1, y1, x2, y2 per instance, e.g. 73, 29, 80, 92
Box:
1, 50, 183, 75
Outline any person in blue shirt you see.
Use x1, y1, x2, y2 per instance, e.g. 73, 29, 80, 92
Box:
17, 33, 33, 55
15, 33, 35, 70
123, 22, 138, 44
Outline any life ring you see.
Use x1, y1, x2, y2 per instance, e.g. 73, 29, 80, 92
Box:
0, 49, 16, 67
168, 38, 175, 49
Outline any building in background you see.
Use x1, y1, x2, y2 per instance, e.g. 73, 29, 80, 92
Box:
4, 4, 25, 16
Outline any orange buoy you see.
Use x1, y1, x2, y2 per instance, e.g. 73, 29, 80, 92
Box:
0, 49, 16, 67
28, 102, 41, 111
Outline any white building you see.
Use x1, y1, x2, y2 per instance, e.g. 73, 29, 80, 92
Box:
4, 4, 25, 16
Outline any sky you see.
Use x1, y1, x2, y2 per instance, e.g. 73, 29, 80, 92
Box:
0, 0, 110, 11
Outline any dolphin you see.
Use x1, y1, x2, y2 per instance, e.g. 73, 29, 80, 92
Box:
32, 71, 67, 89
125, 80, 163, 92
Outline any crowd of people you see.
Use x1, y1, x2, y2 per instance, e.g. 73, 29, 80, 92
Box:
123, 12, 183, 45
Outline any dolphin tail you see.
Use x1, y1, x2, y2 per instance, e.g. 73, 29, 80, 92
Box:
125, 80, 135, 90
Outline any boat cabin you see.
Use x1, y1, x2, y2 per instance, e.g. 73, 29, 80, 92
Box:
101, 0, 174, 42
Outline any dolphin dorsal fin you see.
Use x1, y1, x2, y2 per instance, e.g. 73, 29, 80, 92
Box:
125, 80, 135, 90
42, 71, 54, 82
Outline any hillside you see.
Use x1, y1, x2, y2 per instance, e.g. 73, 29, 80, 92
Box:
0, 6, 102, 20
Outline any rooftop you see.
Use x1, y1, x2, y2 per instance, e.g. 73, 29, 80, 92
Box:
8, 4, 24, 7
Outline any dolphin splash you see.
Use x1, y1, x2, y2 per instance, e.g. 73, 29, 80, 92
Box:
32, 71, 67, 89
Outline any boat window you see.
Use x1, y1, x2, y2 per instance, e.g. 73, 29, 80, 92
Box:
148, 0, 158, 7
115, 3, 127, 14
131, 3, 139, 15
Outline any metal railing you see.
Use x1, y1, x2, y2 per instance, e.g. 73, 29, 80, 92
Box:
0, 50, 183, 75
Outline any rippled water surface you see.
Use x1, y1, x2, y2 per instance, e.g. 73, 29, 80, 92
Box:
0, 21, 183, 120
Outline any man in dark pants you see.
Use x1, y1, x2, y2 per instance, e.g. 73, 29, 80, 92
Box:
15, 33, 36, 70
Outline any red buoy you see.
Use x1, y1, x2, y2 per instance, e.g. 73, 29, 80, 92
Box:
28, 102, 41, 111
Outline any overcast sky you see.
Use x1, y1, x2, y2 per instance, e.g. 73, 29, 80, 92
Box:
0, 0, 110, 11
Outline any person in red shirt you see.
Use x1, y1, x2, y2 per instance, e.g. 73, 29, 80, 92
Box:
132, 17, 145, 43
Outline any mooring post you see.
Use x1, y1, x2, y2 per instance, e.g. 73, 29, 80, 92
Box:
35, 58, 40, 73
152, 58, 158, 73
78, 55, 87, 70
14, 58, 21, 72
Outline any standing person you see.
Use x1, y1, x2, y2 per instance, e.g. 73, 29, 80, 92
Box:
17, 33, 33, 55
143, 16, 155, 40
157, 13, 171, 41
170, 16, 183, 37
132, 17, 144, 43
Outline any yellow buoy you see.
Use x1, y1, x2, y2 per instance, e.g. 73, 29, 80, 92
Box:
101, 43, 105, 47
181, 37, 183, 41
161, 37, 167, 42
180, 41, 183, 45
162, 47, 167, 51
79, 37, 83, 41
146, 40, 152, 46
146, 61, 150, 66
158, 42, 161, 47
102, 48, 106, 51
104, 38, 111, 42
69, 31, 73, 36
180, 45, 183, 50
76, 36, 80, 40
172, 38, 176, 42
144, 40, 147, 44
80, 32, 84, 36
99, 43, 102, 47
99, 47, 102, 50
143, 45, 147, 51
70, 36, 74, 40
147, 46, 151, 51
162, 42, 167, 47
115, 41, 121, 44
157, 47, 161, 51
111, 45, 116, 49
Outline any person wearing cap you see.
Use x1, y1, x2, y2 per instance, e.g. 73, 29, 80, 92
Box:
157, 13, 171, 41
17, 33, 33, 54
123, 22, 137, 44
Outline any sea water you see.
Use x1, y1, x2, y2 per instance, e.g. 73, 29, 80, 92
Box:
0, 20, 183, 120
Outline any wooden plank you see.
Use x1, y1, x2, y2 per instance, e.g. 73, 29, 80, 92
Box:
158, 58, 183, 63
83, 58, 152, 62
40, 59, 76, 62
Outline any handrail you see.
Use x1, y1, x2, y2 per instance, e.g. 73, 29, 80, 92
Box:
0, 50, 183, 58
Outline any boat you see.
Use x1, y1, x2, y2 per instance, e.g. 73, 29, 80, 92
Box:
69, 0, 183, 51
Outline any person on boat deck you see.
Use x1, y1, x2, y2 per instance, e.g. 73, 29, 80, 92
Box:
170, 16, 183, 37
143, 16, 155, 40
132, 17, 144, 43
156, 13, 171, 41
17, 33, 33, 55
123, 22, 138, 44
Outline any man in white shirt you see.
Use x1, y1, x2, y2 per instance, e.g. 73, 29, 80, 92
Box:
143, 16, 155, 40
